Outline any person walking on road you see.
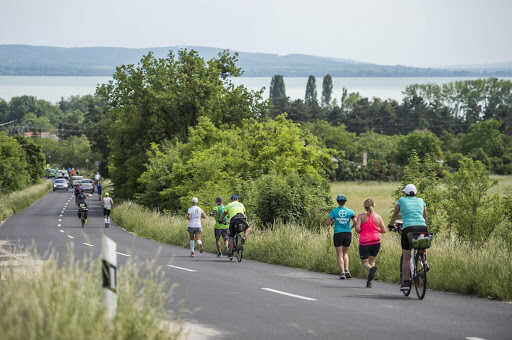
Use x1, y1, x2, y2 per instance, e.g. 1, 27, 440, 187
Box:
102, 192, 114, 225
97, 181, 102, 200
211, 197, 229, 257
327, 194, 355, 280
187, 197, 206, 257
355, 198, 386, 288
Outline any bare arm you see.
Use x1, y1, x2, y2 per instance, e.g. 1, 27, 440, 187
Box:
389, 204, 400, 225
201, 211, 206, 219
354, 214, 362, 233
423, 207, 428, 225
376, 214, 386, 233
326, 217, 333, 226
187, 213, 191, 221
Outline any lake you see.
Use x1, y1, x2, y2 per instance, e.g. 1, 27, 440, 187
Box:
1, 76, 511, 104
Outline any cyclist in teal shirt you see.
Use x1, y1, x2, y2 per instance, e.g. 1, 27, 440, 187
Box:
327, 194, 355, 280
389, 184, 428, 292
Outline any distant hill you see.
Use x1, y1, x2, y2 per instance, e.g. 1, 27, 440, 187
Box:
1, 44, 511, 77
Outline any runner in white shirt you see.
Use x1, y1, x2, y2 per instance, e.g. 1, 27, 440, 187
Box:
102, 192, 114, 224
187, 197, 206, 257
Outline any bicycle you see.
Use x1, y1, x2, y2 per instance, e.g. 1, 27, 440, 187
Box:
390, 220, 432, 300
78, 203, 88, 229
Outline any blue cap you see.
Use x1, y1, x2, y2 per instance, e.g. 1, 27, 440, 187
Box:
336, 194, 347, 201
231, 194, 238, 200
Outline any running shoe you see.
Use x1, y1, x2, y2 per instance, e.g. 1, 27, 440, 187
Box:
400, 280, 411, 292
345, 271, 352, 279
217, 252, 222, 257
339, 273, 346, 280
190, 252, 195, 257
368, 266, 377, 281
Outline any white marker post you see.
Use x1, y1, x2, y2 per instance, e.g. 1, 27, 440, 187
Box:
102, 234, 117, 320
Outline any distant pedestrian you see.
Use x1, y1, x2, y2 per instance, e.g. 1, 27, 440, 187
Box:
187, 197, 206, 257
327, 194, 355, 280
97, 182, 102, 200
355, 198, 386, 288
211, 197, 229, 257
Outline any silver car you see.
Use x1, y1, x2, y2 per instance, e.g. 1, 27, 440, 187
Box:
80, 179, 94, 193
53, 178, 69, 191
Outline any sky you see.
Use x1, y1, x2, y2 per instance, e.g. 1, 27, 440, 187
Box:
1, 0, 511, 67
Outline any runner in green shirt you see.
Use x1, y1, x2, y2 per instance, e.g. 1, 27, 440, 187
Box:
211, 197, 229, 257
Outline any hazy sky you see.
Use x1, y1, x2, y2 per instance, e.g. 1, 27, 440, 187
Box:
1, 0, 511, 67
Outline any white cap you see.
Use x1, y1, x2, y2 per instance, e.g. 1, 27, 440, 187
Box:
191, 197, 199, 203
403, 184, 417, 195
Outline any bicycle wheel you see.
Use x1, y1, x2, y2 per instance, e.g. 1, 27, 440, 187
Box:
400, 254, 411, 296
81, 216, 85, 228
230, 234, 237, 261
414, 253, 427, 300
236, 234, 243, 262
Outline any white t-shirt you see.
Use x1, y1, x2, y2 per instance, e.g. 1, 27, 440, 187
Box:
103, 197, 113, 210
187, 206, 204, 229
94, 173, 100, 181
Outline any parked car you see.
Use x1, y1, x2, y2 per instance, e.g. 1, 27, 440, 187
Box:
71, 175, 84, 187
80, 179, 94, 193
53, 178, 69, 191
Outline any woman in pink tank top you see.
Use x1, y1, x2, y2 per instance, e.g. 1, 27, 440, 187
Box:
355, 198, 386, 288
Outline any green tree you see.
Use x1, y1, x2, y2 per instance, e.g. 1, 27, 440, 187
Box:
396, 130, 443, 165
14, 135, 45, 183
269, 75, 287, 107
305, 75, 318, 105
321, 74, 333, 106
0, 133, 31, 193
99, 49, 265, 199
443, 158, 503, 245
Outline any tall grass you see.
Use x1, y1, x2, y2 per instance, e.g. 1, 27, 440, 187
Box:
0, 180, 52, 222
0, 251, 182, 340
114, 201, 512, 300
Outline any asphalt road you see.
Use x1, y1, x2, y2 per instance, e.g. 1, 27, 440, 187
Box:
1, 191, 511, 340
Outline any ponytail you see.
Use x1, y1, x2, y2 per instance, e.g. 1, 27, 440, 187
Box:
363, 198, 375, 214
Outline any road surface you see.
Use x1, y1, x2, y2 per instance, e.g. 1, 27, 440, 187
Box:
1, 191, 511, 340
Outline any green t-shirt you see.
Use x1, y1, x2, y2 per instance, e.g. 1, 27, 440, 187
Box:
225, 201, 246, 220
212, 204, 228, 229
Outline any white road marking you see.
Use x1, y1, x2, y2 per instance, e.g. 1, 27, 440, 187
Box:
82, 243, 95, 247
60, 229, 64, 233
59, 214, 63, 217
58, 219, 62, 222
465, 337, 487, 340
67, 235, 74, 239
167, 264, 197, 272
57, 224, 62, 227
116, 252, 131, 257
261, 288, 317, 301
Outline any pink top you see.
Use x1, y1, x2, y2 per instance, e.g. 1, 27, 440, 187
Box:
359, 214, 381, 245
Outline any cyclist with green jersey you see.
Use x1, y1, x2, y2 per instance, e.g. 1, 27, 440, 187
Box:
388, 184, 428, 292
211, 197, 229, 257
327, 194, 356, 280
220, 195, 251, 259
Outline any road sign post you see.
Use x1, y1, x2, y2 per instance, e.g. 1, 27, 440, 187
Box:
102, 234, 117, 320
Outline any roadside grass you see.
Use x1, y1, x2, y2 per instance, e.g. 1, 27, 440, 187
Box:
0, 180, 52, 223
0, 250, 183, 340
113, 202, 512, 300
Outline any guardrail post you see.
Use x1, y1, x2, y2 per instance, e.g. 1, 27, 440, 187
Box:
102, 234, 117, 320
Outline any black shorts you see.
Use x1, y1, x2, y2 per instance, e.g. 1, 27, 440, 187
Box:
229, 215, 249, 237
359, 243, 381, 259
104, 208, 111, 216
401, 226, 428, 250
333, 232, 352, 247
215, 228, 229, 240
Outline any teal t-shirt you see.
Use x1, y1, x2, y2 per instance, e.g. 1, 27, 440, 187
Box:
398, 196, 426, 228
329, 206, 355, 233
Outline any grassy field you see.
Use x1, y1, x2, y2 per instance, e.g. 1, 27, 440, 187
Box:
0, 252, 182, 340
113, 199, 512, 300
331, 176, 512, 222
0, 180, 52, 223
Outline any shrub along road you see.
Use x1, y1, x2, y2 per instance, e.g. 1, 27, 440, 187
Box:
1, 191, 511, 340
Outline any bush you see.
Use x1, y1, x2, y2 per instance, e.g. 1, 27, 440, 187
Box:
0, 181, 52, 222
245, 172, 332, 228
0, 132, 31, 193
443, 158, 504, 245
